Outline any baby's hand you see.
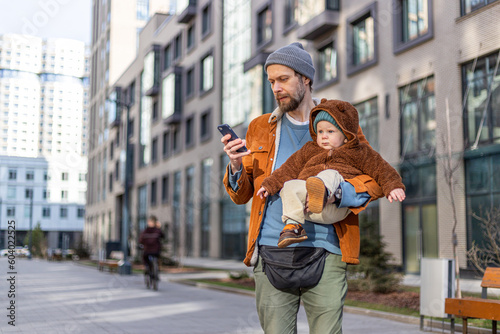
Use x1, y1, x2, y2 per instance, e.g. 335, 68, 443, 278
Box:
256, 187, 269, 199
388, 188, 406, 203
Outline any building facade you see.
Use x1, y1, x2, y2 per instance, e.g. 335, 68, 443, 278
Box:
0, 33, 89, 249
86, 0, 500, 273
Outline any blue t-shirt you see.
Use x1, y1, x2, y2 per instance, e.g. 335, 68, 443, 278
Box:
257, 115, 342, 255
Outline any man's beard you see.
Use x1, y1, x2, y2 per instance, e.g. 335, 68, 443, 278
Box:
276, 80, 306, 113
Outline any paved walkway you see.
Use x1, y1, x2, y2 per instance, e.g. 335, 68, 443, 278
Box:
0, 257, 437, 334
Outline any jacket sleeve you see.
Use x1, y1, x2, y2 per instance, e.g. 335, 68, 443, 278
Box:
222, 122, 258, 205
358, 148, 405, 197
260, 144, 308, 195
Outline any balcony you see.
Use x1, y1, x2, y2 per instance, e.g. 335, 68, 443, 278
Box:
296, 10, 340, 40
162, 66, 183, 125
177, 0, 197, 24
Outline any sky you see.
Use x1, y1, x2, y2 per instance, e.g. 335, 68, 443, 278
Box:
0, 0, 92, 44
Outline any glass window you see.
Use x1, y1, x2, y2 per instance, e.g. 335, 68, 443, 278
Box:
138, 185, 147, 231
173, 126, 180, 152
25, 188, 33, 199
317, 42, 338, 84
42, 207, 51, 218
62, 172, 69, 181
7, 186, 16, 199
401, 162, 438, 273
463, 52, 500, 148
220, 154, 247, 259
162, 73, 175, 119
353, 15, 374, 66
174, 34, 182, 60
162, 175, 169, 203
163, 44, 171, 71
394, 0, 433, 54
400, 76, 436, 157
202, 3, 211, 36
185, 166, 195, 256
200, 158, 213, 257
162, 131, 170, 158
136, 0, 149, 20
143, 50, 156, 93
7, 207, 15, 217
200, 110, 211, 141
257, 6, 272, 45
201, 54, 214, 92
26, 170, 34, 180
60, 207, 68, 218
462, 0, 497, 15
61, 190, 68, 200
151, 136, 158, 163
346, 3, 377, 75
187, 24, 195, 49
150, 179, 157, 206
465, 153, 500, 248
77, 207, 85, 218
8, 169, 17, 180
354, 97, 379, 151
402, 0, 429, 42
185, 117, 194, 147
284, 0, 298, 27
24, 206, 32, 218
172, 171, 181, 256
186, 67, 195, 97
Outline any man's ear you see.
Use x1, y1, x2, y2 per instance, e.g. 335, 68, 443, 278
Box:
302, 76, 310, 87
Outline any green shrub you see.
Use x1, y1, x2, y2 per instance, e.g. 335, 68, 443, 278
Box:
348, 217, 402, 293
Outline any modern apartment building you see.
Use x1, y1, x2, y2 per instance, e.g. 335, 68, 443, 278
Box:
86, 0, 500, 273
86, 0, 174, 255
0, 33, 89, 249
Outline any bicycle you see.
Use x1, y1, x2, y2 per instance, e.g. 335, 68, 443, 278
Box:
144, 254, 159, 290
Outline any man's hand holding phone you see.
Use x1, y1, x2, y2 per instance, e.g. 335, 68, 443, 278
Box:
219, 124, 250, 172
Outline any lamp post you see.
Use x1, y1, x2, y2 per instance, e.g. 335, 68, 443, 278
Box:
109, 97, 132, 275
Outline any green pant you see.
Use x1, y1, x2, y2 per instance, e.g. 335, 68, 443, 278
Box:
254, 253, 347, 334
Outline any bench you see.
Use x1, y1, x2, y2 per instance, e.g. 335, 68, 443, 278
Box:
98, 251, 123, 272
445, 267, 500, 334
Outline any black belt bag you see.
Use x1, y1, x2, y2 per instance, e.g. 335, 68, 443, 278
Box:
259, 245, 327, 290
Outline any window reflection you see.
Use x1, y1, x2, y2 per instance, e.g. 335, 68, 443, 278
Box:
353, 16, 374, 66
317, 43, 337, 84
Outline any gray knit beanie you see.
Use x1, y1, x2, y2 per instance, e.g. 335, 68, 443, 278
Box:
265, 42, 315, 83
313, 110, 344, 135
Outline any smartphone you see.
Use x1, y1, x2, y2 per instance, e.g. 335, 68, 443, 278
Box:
218, 124, 248, 153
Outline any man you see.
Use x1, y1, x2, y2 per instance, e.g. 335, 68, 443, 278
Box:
221, 42, 383, 333
139, 215, 164, 277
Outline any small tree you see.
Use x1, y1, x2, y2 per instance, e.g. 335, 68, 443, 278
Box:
348, 218, 402, 293
467, 207, 500, 273
23, 223, 46, 258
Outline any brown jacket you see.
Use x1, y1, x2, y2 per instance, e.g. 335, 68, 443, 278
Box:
223, 99, 384, 266
261, 98, 405, 197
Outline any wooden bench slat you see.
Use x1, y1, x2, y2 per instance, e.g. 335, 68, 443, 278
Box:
445, 298, 500, 320
482, 268, 500, 289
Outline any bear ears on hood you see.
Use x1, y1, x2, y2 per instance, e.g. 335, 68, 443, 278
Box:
310, 98, 360, 141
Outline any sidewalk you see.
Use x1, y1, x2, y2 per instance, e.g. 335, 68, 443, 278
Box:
0, 258, 438, 333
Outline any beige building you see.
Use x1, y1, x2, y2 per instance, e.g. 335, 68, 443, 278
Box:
86, 0, 500, 273
86, 0, 173, 255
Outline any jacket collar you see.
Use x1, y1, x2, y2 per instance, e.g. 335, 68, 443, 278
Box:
268, 97, 321, 124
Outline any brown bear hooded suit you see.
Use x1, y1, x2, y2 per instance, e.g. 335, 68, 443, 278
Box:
261, 98, 405, 206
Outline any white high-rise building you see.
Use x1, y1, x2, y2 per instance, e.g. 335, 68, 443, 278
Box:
0, 33, 89, 251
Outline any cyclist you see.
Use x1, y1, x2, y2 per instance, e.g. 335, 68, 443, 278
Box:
139, 215, 164, 288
